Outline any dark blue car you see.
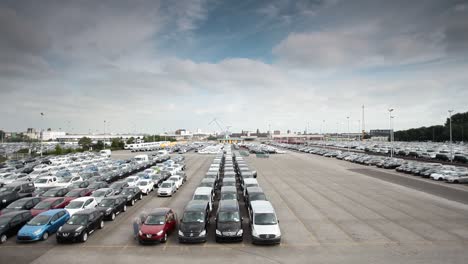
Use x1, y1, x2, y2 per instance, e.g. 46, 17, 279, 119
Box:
17, 209, 70, 242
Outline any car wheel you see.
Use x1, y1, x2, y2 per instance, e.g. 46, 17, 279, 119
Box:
81, 232, 88, 242
139, 194, 143, 200
131, 199, 135, 206
123, 205, 127, 212
161, 233, 167, 243
0, 234, 7, 244
42, 232, 49, 241
110, 213, 116, 221
99, 220, 104, 229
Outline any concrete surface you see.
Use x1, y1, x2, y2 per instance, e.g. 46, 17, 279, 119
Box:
1, 151, 468, 264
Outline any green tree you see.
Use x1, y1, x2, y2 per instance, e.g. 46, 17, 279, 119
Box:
78, 137, 93, 149
111, 138, 125, 150
126, 137, 135, 144
94, 140, 105, 150
207, 135, 218, 141
54, 144, 63, 155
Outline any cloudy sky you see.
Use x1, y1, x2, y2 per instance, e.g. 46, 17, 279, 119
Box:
1, 0, 467, 134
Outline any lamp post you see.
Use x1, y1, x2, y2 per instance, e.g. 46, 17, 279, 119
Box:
346, 116, 350, 153
448, 110, 454, 162
358, 120, 361, 141
388, 108, 394, 157
40, 113, 45, 157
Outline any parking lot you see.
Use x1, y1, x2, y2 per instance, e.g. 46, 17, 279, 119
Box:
1, 151, 468, 264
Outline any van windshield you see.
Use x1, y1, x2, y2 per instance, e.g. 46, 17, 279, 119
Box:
182, 211, 205, 223
249, 193, 267, 201
254, 213, 277, 225
193, 194, 209, 201
218, 211, 240, 222
221, 193, 237, 200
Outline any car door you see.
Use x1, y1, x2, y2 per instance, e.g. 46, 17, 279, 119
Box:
49, 213, 60, 232
87, 213, 95, 231
8, 215, 23, 236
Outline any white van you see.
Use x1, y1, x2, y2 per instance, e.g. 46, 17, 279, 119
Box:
192, 187, 213, 211
100, 149, 112, 158
134, 154, 149, 164
250, 201, 281, 244
157, 150, 169, 156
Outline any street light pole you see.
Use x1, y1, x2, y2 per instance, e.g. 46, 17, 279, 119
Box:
346, 116, 350, 153
449, 110, 454, 162
40, 113, 45, 157
388, 108, 394, 158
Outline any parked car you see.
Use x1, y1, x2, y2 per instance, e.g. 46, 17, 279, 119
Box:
0, 197, 42, 215
120, 187, 142, 206
250, 201, 281, 245
157, 181, 177, 197
33, 176, 58, 188
41, 187, 69, 198
178, 200, 210, 243
109, 181, 129, 195
137, 180, 154, 195
126, 176, 141, 187
192, 187, 213, 211
167, 176, 184, 189
137, 208, 177, 244
215, 200, 243, 242
17, 209, 70, 242
220, 186, 238, 201
63, 188, 92, 203
96, 196, 127, 221
86, 181, 109, 191
56, 209, 104, 243
0, 210, 33, 244
65, 197, 98, 216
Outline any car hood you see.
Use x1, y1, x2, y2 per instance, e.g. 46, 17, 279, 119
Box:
179, 222, 204, 233
140, 224, 164, 234
217, 222, 241, 232
31, 209, 46, 216
65, 208, 81, 216
96, 206, 112, 212
0, 208, 16, 215
158, 187, 172, 192
253, 224, 281, 236
59, 224, 83, 233
19, 225, 46, 236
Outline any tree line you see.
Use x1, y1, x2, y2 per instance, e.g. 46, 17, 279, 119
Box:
394, 111, 468, 142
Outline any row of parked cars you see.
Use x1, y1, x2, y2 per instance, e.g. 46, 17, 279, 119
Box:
271, 143, 468, 184
0, 153, 188, 244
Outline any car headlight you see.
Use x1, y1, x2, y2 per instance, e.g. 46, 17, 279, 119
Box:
1, 199, 6, 203
215, 229, 221, 235
157, 230, 163, 236
178, 230, 184, 236
199, 230, 206, 237
251, 229, 259, 238
237, 229, 243, 235
58, 226, 63, 232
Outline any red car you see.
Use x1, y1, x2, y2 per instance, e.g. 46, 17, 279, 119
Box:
30, 197, 70, 216
63, 188, 93, 203
137, 208, 177, 244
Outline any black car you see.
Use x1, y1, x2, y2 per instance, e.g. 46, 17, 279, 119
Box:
56, 209, 104, 243
0, 190, 20, 209
178, 200, 210, 243
32, 186, 55, 197
0, 210, 33, 243
109, 181, 129, 195
0, 197, 42, 215
119, 187, 142, 206
41, 187, 69, 198
96, 196, 127, 221
215, 200, 243, 242
68, 180, 90, 190
87, 181, 109, 191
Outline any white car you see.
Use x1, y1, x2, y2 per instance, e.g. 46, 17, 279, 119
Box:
33, 176, 58, 188
91, 188, 115, 203
55, 176, 83, 188
157, 181, 177, 197
167, 176, 184, 189
192, 187, 213, 211
126, 176, 141, 187
250, 201, 281, 244
137, 180, 154, 195
65, 197, 98, 216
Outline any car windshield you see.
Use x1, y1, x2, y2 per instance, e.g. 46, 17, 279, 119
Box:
218, 211, 240, 222
27, 215, 51, 226
42, 189, 60, 197
0, 186, 15, 192
34, 200, 54, 210
144, 215, 166, 225
98, 199, 114, 207
221, 193, 237, 200
35, 178, 48, 183
193, 194, 209, 201
6, 199, 28, 208
254, 213, 277, 225
65, 190, 81, 197
223, 182, 235, 186
182, 211, 205, 223
57, 177, 71, 183
126, 178, 136, 182
67, 214, 88, 225
138, 181, 149, 186
92, 191, 107, 197
246, 184, 258, 188
160, 183, 172, 188
0, 217, 11, 227
250, 193, 267, 201
66, 201, 84, 209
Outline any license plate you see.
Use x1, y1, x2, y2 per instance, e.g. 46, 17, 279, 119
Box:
190, 233, 193, 237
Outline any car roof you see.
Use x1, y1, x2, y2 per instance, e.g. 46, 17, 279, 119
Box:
220, 186, 237, 192
218, 200, 239, 211
246, 186, 263, 193
223, 178, 235, 182
74, 208, 97, 215
69, 197, 94, 202
244, 178, 258, 183
185, 200, 208, 211
41, 197, 64, 202
39, 209, 66, 216
250, 201, 274, 213
96, 188, 112, 191
147, 208, 171, 216
194, 187, 212, 194
0, 210, 29, 218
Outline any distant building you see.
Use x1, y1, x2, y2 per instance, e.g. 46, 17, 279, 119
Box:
370, 129, 392, 137
273, 130, 280, 135
175, 129, 186, 135
41, 131, 66, 141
